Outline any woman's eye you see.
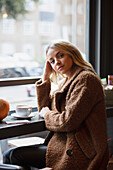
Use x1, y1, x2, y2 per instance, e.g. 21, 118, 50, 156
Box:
58, 54, 64, 58
50, 60, 54, 64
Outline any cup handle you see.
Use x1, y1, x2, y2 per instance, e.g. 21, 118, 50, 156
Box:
28, 107, 32, 113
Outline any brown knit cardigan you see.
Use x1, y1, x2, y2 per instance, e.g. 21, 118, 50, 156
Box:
36, 66, 109, 170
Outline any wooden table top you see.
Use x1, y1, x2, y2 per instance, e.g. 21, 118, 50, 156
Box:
0, 112, 46, 140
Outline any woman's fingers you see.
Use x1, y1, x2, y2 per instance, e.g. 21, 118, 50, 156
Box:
39, 107, 50, 118
45, 61, 53, 73
43, 61, 53, 81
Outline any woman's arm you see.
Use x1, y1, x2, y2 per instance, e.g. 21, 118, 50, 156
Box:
35, 79, 51, 112
35, 61, 53, 112
42, 61, 53, 81
43, 74, 104, 132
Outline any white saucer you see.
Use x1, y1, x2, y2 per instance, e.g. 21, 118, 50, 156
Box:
11, 112, 36, 119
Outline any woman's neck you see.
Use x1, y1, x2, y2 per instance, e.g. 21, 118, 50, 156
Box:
66, 64, 78, 79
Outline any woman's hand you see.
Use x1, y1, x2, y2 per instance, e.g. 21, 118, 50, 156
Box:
39, 107, 50, 118
43, 61, 53, 81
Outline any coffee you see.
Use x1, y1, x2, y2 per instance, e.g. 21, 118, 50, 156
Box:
16, 105, 32, 117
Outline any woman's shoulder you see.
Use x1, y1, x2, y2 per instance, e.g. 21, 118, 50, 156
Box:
75, 69, 102, 88
78, 69, 100, 80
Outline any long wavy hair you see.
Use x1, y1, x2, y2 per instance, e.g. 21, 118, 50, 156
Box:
46, 40, 95, 83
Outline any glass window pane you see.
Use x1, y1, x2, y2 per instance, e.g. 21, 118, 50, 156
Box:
0, 0, 87, 110
0, 85, 37, 110
0, 0, 86, 79
23, 19, 35, 35
2, 18, 15, 34
25, 0, 35, 11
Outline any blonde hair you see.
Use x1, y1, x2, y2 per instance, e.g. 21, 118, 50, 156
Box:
46, 40, 95, 83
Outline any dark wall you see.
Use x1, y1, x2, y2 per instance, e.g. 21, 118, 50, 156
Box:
100, 0, 113, 78
86, 0, 113, 79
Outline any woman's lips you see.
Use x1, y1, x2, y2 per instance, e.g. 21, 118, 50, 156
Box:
58, 66, 64, 71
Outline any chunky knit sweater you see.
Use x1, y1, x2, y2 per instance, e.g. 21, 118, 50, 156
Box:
36, 66, 109, 170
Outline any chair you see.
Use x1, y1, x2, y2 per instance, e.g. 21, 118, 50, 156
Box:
0, 163, 23, 170
0, 164, 52, 170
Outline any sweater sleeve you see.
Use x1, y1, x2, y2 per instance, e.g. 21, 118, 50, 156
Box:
44, 74, 103, 132
35, 78, 51, 112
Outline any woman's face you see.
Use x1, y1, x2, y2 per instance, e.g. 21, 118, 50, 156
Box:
47, 48, 73, 78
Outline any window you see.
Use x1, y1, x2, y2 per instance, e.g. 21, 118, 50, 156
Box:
64, 4, 72, 15
2, 18, 15, 34
77, 25, 83, 36
39, 0, 55, 12
23, 19, 34, 35
0, 0, 86, 110
39, 21, 55, 36
39, 11, 55, 22
62, 25, 71, 40
39, 11, 55, 35
25, 0, 35, 11
77, 3, 84, 15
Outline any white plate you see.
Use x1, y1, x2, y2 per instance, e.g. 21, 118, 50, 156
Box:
11, 112, 36, 119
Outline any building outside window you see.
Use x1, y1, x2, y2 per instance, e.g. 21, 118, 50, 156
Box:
23, 19, 35, 35
24, 0, 35, 11
2, 18, 15, 34
39, 0, 55, 12
38, 0, 55, 36
77, 3, 84, 15
64, 4, 72, 15
39, 21, 55, 36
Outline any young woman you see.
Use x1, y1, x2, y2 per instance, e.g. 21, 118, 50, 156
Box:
3, 40, 109, 170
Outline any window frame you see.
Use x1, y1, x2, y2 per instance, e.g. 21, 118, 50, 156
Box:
86, 0, 113, 78
0, 77, 40, 87
86, 0, 101, 76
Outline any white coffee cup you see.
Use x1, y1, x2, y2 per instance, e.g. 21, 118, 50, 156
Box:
16, 105, 32, 117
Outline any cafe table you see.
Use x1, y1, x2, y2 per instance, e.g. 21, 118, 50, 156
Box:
0, 107, 113, 140
0, 111, 46, 168
0, 111, 46, 140
0, 106, 113, 139
0, 111, 46, 164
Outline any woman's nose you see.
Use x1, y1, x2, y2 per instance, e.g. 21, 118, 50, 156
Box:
55, 59, 60, 65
